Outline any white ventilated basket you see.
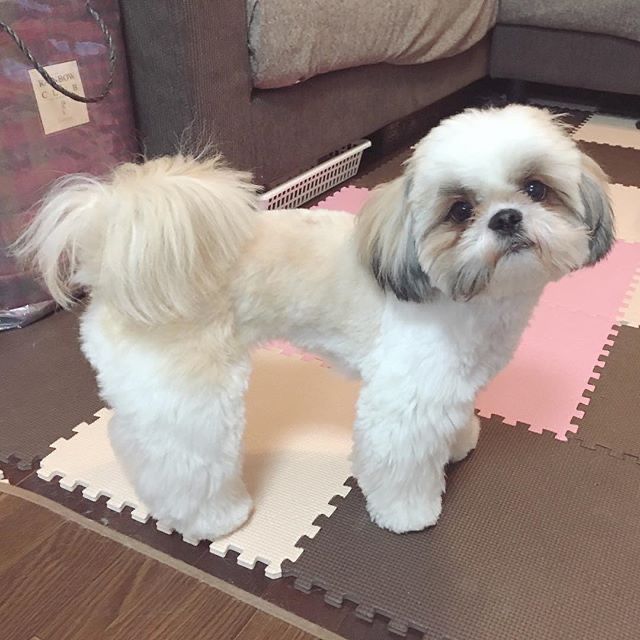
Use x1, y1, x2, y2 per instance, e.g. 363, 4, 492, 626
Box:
259, 139, 371, 210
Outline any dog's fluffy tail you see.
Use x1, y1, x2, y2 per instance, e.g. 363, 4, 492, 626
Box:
14, 155, 259, 324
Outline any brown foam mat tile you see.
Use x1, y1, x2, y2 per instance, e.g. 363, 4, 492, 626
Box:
531, 105, 593, 133
560, 109, 593, 133
284, 418, 640, 639
528, 98, 598, 114
352, 148, 412, 189
0, 461, 34, 486
0, 309, 102, 469
572, 324, 640, 459
576, 141, 640, 188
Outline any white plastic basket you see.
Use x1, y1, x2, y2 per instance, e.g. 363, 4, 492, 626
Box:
259, 139, 371, 210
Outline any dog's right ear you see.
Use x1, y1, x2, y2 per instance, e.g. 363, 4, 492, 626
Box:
356, 175, 435, 303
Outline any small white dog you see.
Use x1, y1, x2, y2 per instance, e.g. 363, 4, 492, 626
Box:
17, 105, 614, 541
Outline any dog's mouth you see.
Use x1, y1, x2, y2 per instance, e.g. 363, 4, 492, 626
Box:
504, 237, 535, 255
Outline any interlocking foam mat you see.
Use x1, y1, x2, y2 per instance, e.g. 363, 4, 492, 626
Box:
283, 419, 640, 639
38, 350, 358, 578
3, 102, 640, 639
572, 324, 640, 457
0, 308, 102, 469
574, 114, 640, 149
281, 107, 640, 637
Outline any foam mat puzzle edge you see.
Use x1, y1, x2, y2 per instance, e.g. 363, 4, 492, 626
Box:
36, 403, 352, 572
36, 407, 352, 575
569, 110, 595, 136
312, 184, 371, 215
211, 341, 354, 578
285, 478, 356, 581
36, 408, 157, 528
0, 450, 36, 471
569, 325, 640, 460
573, 113, 640, 150
211, 477, 354, 579
476, 324, 621, 441
570, 327, 620, 427
618, 268, 640, 327
568, 435, 640, 464
36, 348, 359, 579
473, 408, 562, 437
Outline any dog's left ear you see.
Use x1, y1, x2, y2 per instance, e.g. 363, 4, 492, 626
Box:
579, 153, 615, 266
356, 174, 435, 302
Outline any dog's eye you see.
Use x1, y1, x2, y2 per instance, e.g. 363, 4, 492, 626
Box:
524, 179, 547, 202
448, 200, 473, 223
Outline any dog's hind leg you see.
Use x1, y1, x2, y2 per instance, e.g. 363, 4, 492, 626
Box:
81, 307, 256, 543
106, 355, 253, 542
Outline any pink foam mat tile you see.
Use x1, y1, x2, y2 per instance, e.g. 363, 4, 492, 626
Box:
313, 185, 370, 214
539, 241, 640, 321
263, 340, 326, 366
477, 306, 616, 440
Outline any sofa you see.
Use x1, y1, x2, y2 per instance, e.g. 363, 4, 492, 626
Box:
119, 0, 495, 187
119, 1, 640, 190
491, 0, 640, 98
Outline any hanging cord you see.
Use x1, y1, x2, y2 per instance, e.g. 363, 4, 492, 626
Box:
0, 1, 116, 103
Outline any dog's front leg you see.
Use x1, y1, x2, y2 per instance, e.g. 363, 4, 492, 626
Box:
352, 380, 468, 534
449, 412, 480, 463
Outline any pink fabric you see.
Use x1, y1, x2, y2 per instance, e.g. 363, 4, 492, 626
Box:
313, 186, 370, 214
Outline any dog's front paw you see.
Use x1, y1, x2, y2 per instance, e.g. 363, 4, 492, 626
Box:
366, 495, 442, 534
177, 493, 253, 542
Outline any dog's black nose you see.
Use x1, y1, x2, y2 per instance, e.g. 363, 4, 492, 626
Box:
489, 208, 523, 235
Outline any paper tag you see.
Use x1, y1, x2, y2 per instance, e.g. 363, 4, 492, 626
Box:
29, 60, 90, 135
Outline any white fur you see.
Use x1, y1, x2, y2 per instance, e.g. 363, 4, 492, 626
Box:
352, 292, 537, 532
14, 106, 614, 540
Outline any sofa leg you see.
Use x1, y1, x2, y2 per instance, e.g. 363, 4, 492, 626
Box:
507, 79, 527, 104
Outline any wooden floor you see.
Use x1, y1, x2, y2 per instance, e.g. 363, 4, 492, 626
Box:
0, 488, 319, 640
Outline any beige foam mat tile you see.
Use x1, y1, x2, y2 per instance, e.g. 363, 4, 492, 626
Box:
573, 114, 640, 149
37, 407, 149, 517
610, 183, 640, 327
610, 184, 640, 243
37, 349, 358, 578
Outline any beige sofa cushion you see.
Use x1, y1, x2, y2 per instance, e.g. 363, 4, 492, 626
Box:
248, 0, 497, 89
499, 0, 640, 44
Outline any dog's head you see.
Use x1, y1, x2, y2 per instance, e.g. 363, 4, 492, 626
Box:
357, 105, 615, 302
